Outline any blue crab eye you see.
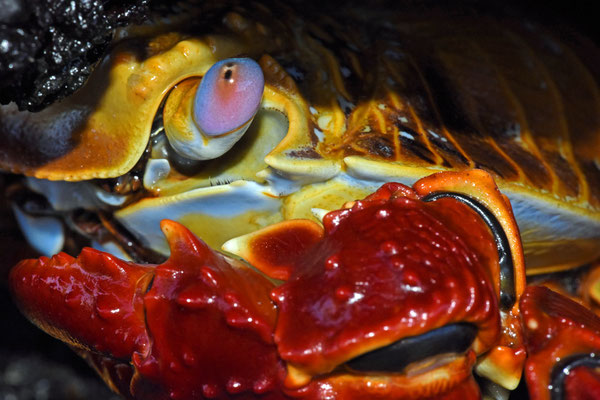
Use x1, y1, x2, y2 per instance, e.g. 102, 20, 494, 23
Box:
193, 58, 264, 137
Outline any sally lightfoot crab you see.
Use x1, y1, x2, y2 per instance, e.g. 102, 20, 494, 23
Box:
2, 1, 600, 399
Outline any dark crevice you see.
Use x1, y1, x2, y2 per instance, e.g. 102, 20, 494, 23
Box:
346, 323, 476, 373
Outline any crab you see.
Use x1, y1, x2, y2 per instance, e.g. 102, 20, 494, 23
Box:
1, 1, 600, 399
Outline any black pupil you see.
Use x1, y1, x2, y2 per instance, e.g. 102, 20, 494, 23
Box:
224, 67, 233, 80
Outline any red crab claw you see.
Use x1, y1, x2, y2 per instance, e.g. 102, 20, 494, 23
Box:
224, 170, 525, 399
10, 220, 286, 400
520, 285, 600, 400
9, 248, 153, 360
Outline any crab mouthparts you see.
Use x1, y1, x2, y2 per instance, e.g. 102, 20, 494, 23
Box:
346, 323, 477, 373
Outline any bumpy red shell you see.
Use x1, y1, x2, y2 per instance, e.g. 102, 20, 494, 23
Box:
272, 184, 501, 374
229, 178, 512, 398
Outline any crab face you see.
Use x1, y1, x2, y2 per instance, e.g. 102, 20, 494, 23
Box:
2, 1, 600, 399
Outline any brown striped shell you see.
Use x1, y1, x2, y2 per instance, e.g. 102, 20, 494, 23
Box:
259, 5, 600, 273
268, 9, 600, 211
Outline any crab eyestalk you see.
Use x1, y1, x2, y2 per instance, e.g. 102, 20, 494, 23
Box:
164, 58, 265, 161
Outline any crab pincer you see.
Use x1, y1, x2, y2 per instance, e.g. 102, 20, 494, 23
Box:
225, 170, 527, 399
10, 220, 286, 400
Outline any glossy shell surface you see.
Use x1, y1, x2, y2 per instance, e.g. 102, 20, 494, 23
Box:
1, 2, 600, 399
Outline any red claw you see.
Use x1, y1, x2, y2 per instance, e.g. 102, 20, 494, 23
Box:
274, 188, 501, 373
10, 248, 153, 359
133, 220, 284, 400
11, 220, 287, 400
10, 171, 527, 400
234, 179, 509, 398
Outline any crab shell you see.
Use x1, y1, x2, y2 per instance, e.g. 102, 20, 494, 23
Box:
10, 171, 525, 399
1, 1, 600, 398
1, 1, 599, 272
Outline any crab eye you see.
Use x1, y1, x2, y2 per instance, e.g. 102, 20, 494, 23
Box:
163, 58, 266, 161
193, 58, 264, 137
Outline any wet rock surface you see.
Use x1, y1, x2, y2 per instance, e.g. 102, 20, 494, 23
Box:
0, 353, 121, 400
